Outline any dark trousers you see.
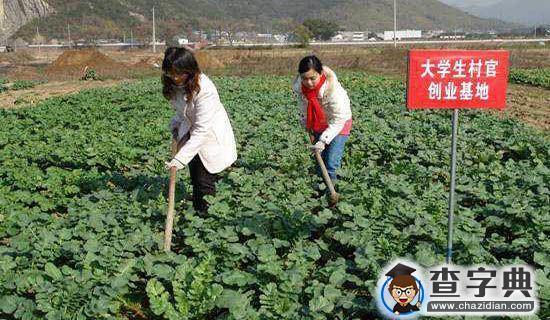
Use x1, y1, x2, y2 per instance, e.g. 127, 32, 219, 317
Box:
188, 155, 218, 213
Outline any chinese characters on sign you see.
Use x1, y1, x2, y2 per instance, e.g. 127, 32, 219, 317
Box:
426, 265, 537, 315
429, 266, 534, 299
407, 50, 510, 109
377, 261, 539, 318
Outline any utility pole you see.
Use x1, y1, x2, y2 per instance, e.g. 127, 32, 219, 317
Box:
0, 11, 4, 47
393, 0, 397, 48
67, 22, 71, 49
130, 29, 134, 49
152, 6, 156, 53
0, 1, 5, 47
36, 26, 41, 53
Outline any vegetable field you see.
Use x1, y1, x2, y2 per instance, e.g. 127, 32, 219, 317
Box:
510, 68, 550, 89
0, 74, 548, 319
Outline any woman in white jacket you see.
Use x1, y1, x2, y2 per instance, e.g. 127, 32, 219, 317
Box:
292, 55, 352, 183
163, 47, 237, 213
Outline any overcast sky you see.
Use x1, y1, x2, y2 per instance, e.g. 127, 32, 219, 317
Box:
439, 0, 502, 7
440, 0, 549, 25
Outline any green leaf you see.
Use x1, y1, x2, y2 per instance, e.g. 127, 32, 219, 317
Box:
309, 295, 334, 314
222, 271, 255, 286
0, 295, 19, 314
44, 263, 62, 281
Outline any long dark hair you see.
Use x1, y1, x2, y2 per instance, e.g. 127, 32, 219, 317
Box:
162, 47, 201, 102
298, 55, 323, 74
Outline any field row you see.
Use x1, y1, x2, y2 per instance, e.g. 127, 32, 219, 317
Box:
0, 74, 548, 319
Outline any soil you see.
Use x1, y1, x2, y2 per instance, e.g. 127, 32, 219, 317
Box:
504, 84, 550, 131
45, 49, 128, 80
0, 79, 130, 109
0, 51, 34, 66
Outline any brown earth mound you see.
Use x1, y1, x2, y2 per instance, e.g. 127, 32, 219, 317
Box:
0, 51, 34, 66
195, 51, 224, 70
45, 49, 128, 79
5, 66, 43, 81
132, 56, 162, 69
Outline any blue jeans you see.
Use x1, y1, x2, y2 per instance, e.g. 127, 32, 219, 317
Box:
313, 133, 349, 181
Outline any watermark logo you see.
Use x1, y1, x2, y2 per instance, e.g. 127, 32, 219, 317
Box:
377, 261, 426, 318
377, 260, 539, 318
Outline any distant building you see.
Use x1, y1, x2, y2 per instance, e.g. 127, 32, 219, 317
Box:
383, 30, 422, 41
425, 30, 445, 38
439, 33, 466, 40
331, 34, 344, 41
254, 33, 274, 43
352, 32, 365, 41
331, 31, 369, 42
273, 34, 287, 43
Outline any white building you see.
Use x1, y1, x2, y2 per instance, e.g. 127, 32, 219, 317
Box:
273, 34, 287, 43
383, 30, 422, 41
257, 33, 273, 40
331, 34, 345, 41
352, 32, 365, 41
425, 30, 446, 38
439, 34, 466, 40
331, 31, 368, 42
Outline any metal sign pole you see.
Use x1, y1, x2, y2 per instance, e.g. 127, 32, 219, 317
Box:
446, 108, 459, 264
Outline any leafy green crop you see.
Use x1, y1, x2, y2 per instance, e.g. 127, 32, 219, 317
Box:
81, 68, 101, 81
510, 68, 550, 89
0, 78, 8, 93
11, 80, 39, 90
0, 74, 548, 319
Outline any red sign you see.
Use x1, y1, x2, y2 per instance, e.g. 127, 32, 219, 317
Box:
407, 50, 509, 110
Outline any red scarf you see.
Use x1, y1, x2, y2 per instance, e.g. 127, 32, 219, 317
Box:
302, 74, 328, 133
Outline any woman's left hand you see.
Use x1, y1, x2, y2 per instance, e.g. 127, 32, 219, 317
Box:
165, 158, 185, 170
310, 141, 326, 153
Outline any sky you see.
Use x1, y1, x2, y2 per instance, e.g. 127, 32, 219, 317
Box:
439, 0, 502, 7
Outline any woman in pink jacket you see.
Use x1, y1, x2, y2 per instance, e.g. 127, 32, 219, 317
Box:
163, 47, 237, 213
292, 55, 353, 184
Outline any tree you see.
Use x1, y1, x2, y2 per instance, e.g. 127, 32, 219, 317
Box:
302, 19, 339, 41
535, 25, 550, 37
291, 24, 312, 47
207, 19, 254, 46
161, 19, 185, 46
223, 19, 254, 46
272, 18, 297, 34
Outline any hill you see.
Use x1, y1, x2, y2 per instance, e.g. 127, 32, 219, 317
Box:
461, 0, 550, 26
10, 0, 515, 42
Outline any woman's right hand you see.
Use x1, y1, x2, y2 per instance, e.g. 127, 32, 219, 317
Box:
169, 117, 181, 140
171, 128, 179, 141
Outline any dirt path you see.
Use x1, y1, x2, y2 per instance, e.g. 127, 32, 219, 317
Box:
0, 79, 131, 109
504, 84, 550, 131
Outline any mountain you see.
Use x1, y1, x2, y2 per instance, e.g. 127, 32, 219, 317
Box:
312, 0, 512, 31
9, 0, 515, 42
0, 0, 52, 39
440, 0, 550, 26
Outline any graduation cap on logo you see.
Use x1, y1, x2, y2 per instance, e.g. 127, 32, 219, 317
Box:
385, 263, 416, 278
